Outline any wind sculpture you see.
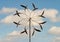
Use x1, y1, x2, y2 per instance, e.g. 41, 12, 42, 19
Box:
13, 3, 46, 42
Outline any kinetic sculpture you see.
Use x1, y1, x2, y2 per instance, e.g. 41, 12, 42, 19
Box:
13, 3, 46, 42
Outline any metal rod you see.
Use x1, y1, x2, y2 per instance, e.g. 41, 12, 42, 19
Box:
29, 18, 31, 42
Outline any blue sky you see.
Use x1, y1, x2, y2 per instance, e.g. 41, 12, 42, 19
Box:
0, 0, 60, 42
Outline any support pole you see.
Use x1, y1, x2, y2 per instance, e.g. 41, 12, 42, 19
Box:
29, 18, 31, 42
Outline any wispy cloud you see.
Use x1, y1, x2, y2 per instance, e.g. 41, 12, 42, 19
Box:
52, 37, 60, 42
0, 7, 17, 14
6, 31, 27, 40
0, 15, 21, 24
48, 26, 60, 42
48, 26, 60, 36
44, 8, 59, 22
0, 30, 27, 42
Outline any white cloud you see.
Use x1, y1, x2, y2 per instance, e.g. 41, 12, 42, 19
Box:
49, 26, 60, 42
7, 30, 31, 39
0, 7, 17, 14
44, 9, 59, 22
0, 15, 21, 24
8, 31, 20, 36
52, 37, 60, 42
49, 26, 60, 35
0, 30, 28, 42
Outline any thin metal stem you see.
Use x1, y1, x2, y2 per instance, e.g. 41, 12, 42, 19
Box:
29, 18, 31, 42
